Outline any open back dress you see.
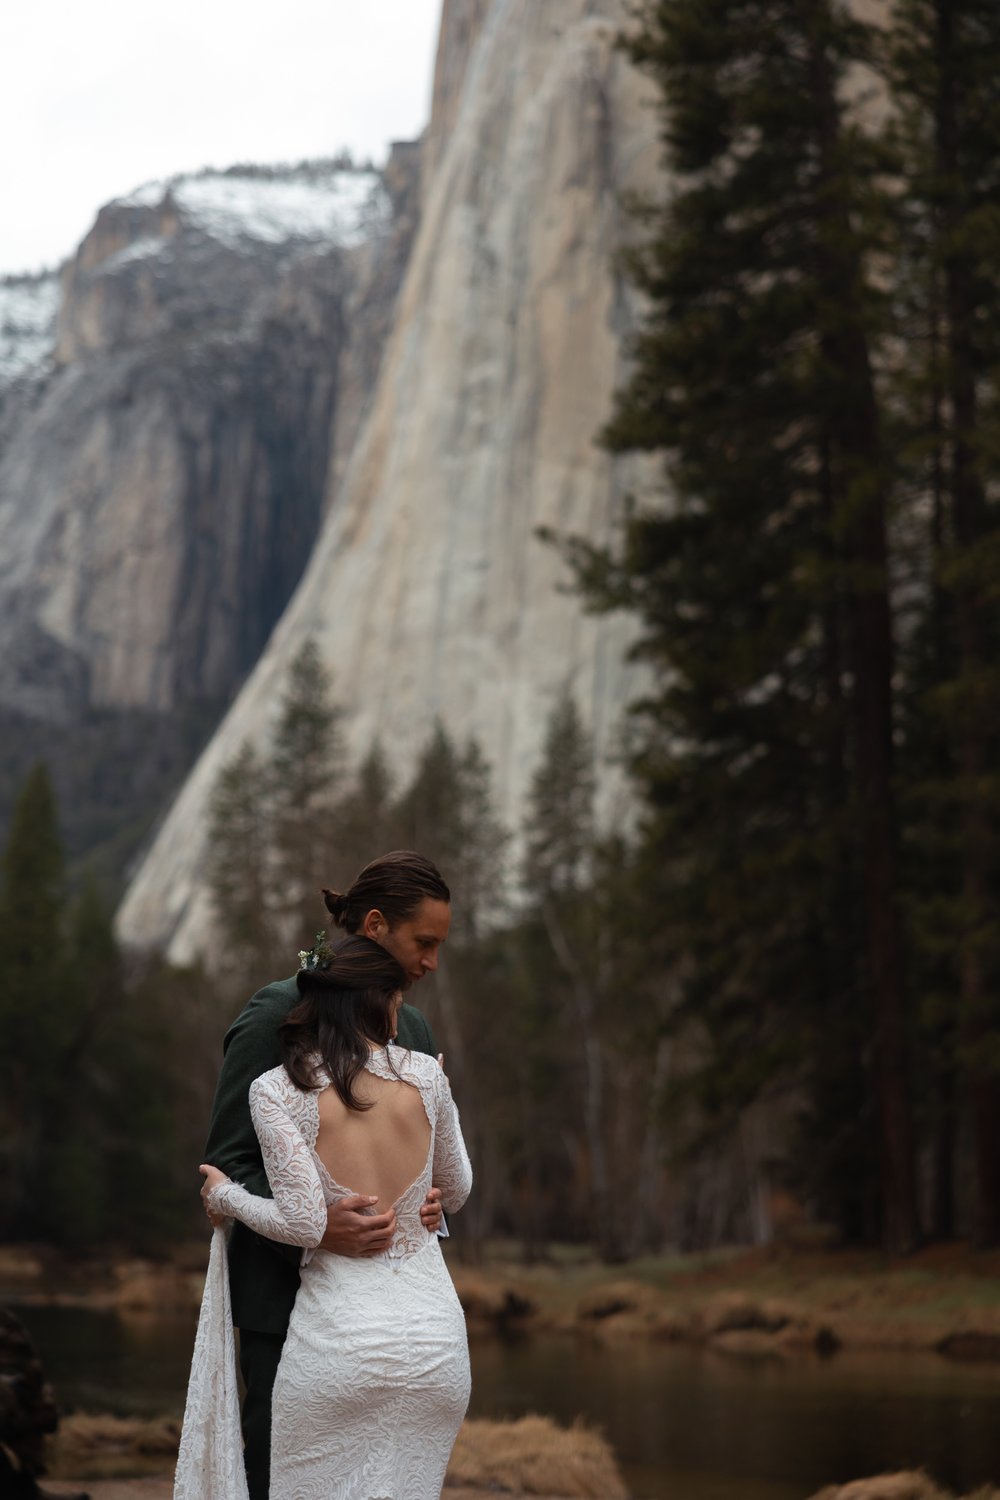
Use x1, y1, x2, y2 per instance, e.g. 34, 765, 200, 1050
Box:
177, 1044, 473, 1500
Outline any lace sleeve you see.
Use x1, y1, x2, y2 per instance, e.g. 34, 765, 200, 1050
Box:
433, 1069, 473, 1213
208, 1075, 327, 1249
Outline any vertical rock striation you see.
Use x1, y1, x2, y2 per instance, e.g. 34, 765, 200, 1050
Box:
0, 163, 416, 871
117, 0, 661, 959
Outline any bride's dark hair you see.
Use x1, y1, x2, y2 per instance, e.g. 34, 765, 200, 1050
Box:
280, 935, 406, 1110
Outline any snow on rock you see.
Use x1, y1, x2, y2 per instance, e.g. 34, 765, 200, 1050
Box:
0, 273, 59, 386
102, 236, 171, 271
121, 164, 388, 250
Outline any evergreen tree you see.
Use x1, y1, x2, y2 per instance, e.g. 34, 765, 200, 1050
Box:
333, 741, 400, 879
393, 722, 465, 871
0, 765, 70, 1236
889, 0, 1000, 1242
569, 0, 917, 1247
269, 639, 345, 941
450, 739, 508, 943
43, 875, 124, 1244
524, 693, 594, 898
0, 763, 64, 1000
393, 724, 509, 1253
206, 741, 275, 981
522, 691, 624, 1260
0, 772, 170, 1247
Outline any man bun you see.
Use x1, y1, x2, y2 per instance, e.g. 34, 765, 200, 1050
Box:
322, 887, 351, 927
322, 853, 450, 936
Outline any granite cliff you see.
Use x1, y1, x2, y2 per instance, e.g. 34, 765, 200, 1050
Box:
117, 0, 660, 959
0, 156, 418, 872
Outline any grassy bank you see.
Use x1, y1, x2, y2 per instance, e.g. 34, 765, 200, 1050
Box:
44, 1412, 626, 1497
448, 1240, 1000, 1357
5, 1239, 1000, 1358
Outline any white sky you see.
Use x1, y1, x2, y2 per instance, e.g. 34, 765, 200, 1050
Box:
1, 1, 444, 277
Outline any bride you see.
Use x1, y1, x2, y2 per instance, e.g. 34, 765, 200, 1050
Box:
176, 935, 473, 1500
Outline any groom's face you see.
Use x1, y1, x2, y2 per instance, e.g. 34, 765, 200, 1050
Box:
364, 898, 451, 989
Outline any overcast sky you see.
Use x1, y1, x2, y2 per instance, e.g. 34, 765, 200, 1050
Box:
1, 1, 443, 277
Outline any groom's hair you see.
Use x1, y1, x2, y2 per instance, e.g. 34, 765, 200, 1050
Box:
322, 851, 450, 933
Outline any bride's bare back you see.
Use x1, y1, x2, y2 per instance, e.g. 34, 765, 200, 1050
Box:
315, 1068, 432, 1209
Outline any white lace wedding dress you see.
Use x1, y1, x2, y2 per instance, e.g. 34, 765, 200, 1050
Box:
174, 1045, 473, 1500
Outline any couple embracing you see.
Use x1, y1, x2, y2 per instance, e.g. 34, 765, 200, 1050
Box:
175, 851, 473, 1500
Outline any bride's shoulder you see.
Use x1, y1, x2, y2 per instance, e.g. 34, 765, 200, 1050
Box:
391, 1045, 440, 1085
250, 1064, 302, 1103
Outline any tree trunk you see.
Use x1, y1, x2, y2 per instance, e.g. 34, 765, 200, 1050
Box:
810, 20, 918, 1253
540, 898, 620, 1261
936, 0, 1000, 1246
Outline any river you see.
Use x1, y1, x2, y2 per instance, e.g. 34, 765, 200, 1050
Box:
13, 1302, 1000, 1499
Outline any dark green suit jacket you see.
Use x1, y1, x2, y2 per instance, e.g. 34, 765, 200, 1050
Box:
204, 975, 437, 1335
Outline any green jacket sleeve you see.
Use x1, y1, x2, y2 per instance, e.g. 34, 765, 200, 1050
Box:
204, 980, 296, 1198
396, 1002, 437, 1058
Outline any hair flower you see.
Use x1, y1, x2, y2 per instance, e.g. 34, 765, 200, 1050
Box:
297, 930, 335, 972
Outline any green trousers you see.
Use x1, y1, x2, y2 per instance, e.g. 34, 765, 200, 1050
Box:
238, 1327, 286, 1500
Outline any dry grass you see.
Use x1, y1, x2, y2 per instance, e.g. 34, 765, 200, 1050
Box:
47, 1414, 181, 1481
108, 1260, 202, 1315
807, 1473, 1000, 1500
48, 1412, 627, 1498
0, 1244, 46, 1279
442, 1241, 1000, 1356
44, 1483, 174, 1500
452, 1268, 537, 1329
445, 1414, 627, 1499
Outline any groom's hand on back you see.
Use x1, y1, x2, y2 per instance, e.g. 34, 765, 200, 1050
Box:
321, 1188, 444, 1253
321, 1195, 397, 1256
419, 1187, 443, 1234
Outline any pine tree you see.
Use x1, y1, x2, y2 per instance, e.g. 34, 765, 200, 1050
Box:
43, 875, 124, 1244
524, 693, 594, 899
333, 741, 400, 878
0, 764, 70, 1236
206, 741, 275, 981
393, 722, 465, 871
890, 0, 1000, 1242
568, 0, 917, 1247
0, 774, 153, 1245
269, 639, 345, 942
450, 739, 508, 943
393, 724, 509, 1254
522, 691, 624, 1260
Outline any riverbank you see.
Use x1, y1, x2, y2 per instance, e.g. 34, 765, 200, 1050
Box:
5, 1239, 1000, 1359
44, 1488, 606, 1500
43, 1413, 627, 1497
451, 1240, 1000, 1359
42, 1471, 1000, 1500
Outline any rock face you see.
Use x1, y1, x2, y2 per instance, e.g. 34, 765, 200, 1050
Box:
118, 0, 660, 960
0, 159, 417, 869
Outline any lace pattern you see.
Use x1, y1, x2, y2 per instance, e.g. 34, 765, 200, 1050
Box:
209, 1045, 472, 1259
173, 1224, 247, 1500
176, 1046, 473, 1500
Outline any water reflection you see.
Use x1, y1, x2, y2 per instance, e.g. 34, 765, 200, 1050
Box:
16, 1302, 196, 1418
13, 1303, 1000, 1500
469, 1335, 1000, 1499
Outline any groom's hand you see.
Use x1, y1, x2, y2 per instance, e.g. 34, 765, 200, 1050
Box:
321, 1195, 396, 1256
419, 1187, 443, 1234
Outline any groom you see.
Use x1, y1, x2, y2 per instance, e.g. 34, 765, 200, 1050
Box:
203, 850, 452, 1500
